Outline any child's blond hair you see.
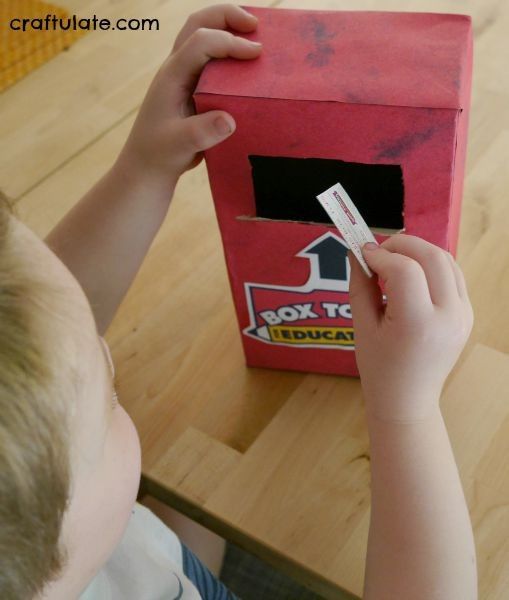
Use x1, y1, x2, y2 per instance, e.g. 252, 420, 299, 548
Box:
0, 190, 79, 598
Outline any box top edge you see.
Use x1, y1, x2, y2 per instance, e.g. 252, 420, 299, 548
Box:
196, 7, 473, 110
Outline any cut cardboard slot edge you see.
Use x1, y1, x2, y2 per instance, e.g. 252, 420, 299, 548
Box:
235, 215, 405, 236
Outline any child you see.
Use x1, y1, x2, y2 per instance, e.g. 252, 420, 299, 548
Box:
0, 4, 477, 599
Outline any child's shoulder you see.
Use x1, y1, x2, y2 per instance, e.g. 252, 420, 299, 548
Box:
80, 503, 200, 600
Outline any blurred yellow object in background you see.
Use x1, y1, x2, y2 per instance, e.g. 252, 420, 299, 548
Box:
0, 0, 86, 92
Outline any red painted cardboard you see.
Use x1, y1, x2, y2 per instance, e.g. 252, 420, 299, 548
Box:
194, 7, 473, 376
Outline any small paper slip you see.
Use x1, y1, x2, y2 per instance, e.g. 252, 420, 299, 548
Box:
316, 182, 378, 277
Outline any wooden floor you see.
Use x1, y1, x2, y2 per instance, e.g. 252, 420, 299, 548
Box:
2, 1, 509, 598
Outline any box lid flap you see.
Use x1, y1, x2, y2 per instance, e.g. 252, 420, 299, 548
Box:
195, 7, 472, 110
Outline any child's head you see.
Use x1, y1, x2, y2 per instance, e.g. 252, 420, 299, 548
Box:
0, 193, 141, 599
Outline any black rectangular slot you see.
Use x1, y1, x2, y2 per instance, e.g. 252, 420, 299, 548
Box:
249, 155, 404, 230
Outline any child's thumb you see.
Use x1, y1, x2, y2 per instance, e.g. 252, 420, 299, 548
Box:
348, 249, 383, 329
180, 110, 236, 154
361, 242, 430, 319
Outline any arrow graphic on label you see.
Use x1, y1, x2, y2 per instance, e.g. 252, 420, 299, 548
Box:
297, 234, 349, 283
243, 232, 353, 348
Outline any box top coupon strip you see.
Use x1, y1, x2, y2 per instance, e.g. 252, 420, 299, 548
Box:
316, 182, 378, 277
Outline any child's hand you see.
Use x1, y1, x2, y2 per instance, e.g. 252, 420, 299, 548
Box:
348, 234, 474, 423
117, 4, 261, 190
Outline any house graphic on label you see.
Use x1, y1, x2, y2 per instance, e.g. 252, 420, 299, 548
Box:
243, 232, 355, 349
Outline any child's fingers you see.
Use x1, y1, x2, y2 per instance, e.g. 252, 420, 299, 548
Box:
172, 4, 258, 52
444, 252, 474, 328
175, 109, 236, 158
444, 250, 469, 301
378, 234, 459, 308
168, 28, 261, 92
361, 243, 433, 321
348, 250, 384, 331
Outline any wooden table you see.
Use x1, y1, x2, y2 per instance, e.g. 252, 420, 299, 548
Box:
3, 0, 509, 597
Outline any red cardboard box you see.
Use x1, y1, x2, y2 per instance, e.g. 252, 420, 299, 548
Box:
194, 7, 473, 376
